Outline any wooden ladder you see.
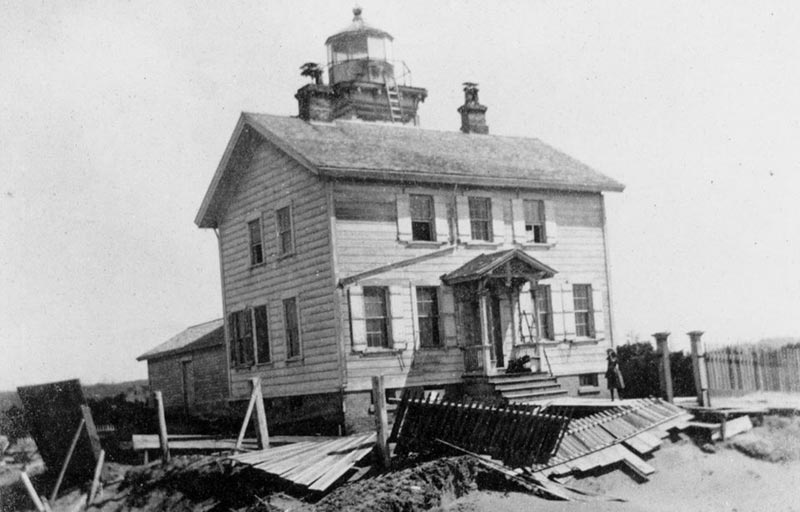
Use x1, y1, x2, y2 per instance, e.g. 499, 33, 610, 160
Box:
385, 77, 403, 122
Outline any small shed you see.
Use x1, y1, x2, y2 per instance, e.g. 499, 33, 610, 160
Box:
137, 319, 227, 414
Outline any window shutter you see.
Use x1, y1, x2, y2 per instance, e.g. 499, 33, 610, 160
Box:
592, 285, 606, 339
438, 286, 457, 347
492, 198, 505, 244
455, 196, 471, 242
544, 201, 558, 244
433, 195, 450, 243
396, 194, 412, 242
348, 287, 367, 352
388, 285, 409, 349
511, 198, 526, 244
227, 313, 237, 366
561, 283, 576, 339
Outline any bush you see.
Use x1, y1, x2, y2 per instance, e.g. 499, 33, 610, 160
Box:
0, 405, 29, 442
616, 342, 696, 399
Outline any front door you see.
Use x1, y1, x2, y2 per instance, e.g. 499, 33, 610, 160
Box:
490, 295, 504, 368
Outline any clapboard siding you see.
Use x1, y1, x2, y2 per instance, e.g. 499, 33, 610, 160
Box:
218, 140, 339, 399
333, 182, 614, 389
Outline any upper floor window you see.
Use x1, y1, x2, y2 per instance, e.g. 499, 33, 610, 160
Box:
416, 287, 440, 347
364, 287, 390, 348
248, 219, 264, 266
276, 206, 294, 256
573, 284, 595, 337
283, 297, 301, 359
533, 285, 553, 340
229, 305, 270, 367
524, 199, 546, 243
410, 194, 435, 241
468, 197, 492, 241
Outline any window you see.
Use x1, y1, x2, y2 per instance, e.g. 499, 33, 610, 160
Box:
276, 206, 293, 256
248, 219, 264, 265
363, 287, 390, 348
253, 305, 270, 363
468, 197, 492, 241
410, 194, 435, 241
524, 199, 546, 243
416, 287, 440, 347
228, 306, 270, 367
579, 373, 599, 387
283, 298, 301, 359
573, 284, 594, 337
533, 285, 553, 340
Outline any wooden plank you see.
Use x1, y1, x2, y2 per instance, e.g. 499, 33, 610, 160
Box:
20, 471, 46, 512
87, 449, 105, 505
619, 447, 655, 479
722, 415, 753, 440
50, 418, 86, 502
235, 385, 258, 451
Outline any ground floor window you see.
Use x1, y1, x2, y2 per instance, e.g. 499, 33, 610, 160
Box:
228, 305, 270, 367
364, 287, 390, 348
284, 298, 301, 358
579, 373, 599, 387
417, 287, 440, 347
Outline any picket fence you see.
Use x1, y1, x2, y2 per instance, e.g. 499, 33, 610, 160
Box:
706, 345, 800, 394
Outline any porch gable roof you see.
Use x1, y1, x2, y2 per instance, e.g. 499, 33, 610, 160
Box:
441, 249, 557, 285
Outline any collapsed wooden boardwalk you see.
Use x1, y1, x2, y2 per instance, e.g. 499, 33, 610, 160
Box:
228, 433, 376, 492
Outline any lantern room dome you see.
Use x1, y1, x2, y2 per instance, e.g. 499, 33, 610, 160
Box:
324, 7, 393, 45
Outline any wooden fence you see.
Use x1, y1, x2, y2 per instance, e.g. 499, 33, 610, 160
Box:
706, 345, 800, 394
389, 391, 572, 468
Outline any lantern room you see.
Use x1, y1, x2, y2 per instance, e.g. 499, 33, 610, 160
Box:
325, 7, 396, 85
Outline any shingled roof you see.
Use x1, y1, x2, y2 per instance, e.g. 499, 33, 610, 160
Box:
196, 113, 624, 227
137, 319, 224, 361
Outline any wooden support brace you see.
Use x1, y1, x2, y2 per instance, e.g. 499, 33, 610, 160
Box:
155, 391, 170, 463
20, 471, 46, 512
251, 377, 270, 449
50, 417, 86, 502
235, 381, 259, 451
372, 375, 390, 468
87, 448, 106, 505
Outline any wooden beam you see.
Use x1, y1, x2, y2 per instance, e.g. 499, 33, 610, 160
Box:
50, 418, 85, 502
235, 383, 259, 451
80, 404, 102, 460
20, 471, 46, 512
154, 391, 170, 463
251, 378, 270, 449
372, 375, 390, 468
87, 449, 105, 505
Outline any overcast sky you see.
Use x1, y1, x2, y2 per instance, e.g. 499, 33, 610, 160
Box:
2, 0, 799, 389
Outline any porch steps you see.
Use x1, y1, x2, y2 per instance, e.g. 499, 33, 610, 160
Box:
489, 372, 568, 403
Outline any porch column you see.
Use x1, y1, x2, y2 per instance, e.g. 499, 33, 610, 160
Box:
653, 331, 673, 402
688, 331, 710, 407
479, 293, 492, 375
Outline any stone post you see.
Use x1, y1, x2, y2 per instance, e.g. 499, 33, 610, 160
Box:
653, 332, 673, 402
688, 331, 711, 407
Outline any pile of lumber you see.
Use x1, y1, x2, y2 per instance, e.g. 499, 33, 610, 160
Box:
228, 433, 376, 492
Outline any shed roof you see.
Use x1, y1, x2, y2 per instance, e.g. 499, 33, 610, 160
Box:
137, 319, 224, 361
196, 113, 624, 227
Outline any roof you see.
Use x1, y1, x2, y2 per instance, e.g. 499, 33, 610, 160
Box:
196, 113, 625, 228
441, 249, 557, 284
325, 8, 393, 45
137, 319, 224, 361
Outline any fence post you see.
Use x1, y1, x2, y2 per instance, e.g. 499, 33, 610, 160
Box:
653, 332, 673, 402
372, 375, 390, 468
688, 331, 710, 407
155, 391, 170, 463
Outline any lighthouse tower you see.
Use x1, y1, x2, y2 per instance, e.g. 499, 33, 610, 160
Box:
296, 7, 427, 124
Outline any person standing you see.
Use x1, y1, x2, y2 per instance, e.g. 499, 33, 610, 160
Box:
606, 348, 625, 401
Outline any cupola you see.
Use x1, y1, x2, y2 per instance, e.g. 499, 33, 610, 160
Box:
296, 8, 427, 124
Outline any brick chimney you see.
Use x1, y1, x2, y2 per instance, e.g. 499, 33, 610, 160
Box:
296, 63, 334, 122
458, 82, 488, 134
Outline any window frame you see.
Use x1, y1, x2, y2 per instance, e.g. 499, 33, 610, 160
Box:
579, 373, 599, 387
228, 305, 271, 368
416, 286, 441, 348
468, 196, 492, 242
532, 285, 554, 340
276, 205, 294, 257
524, 199, 546, 243
410, 194, 435, 242
248, 218, 264, 266
363, 286, 391, 349
573, 284, 595, 338
283, 297, 301, 360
